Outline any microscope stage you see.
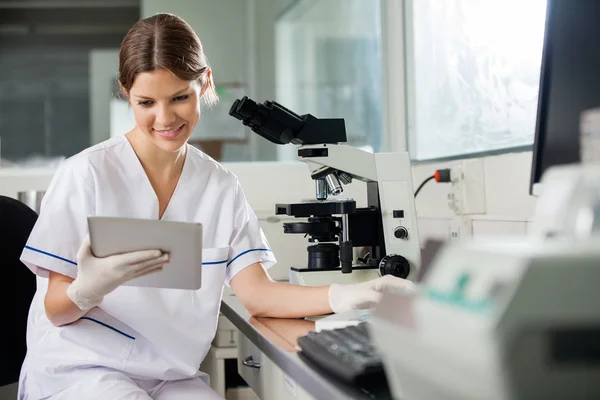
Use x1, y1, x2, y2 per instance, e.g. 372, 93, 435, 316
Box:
275, 199, 356, 217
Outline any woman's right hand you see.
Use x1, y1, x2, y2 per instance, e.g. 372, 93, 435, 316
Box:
66, 235, 169, 310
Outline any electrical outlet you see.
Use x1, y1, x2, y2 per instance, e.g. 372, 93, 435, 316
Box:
448, 216, 473, 241
449, 159, 486, 215
449, 220, 461, 241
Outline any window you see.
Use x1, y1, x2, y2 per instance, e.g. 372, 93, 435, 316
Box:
275, 0, 383, 160
405, 0, 547, 161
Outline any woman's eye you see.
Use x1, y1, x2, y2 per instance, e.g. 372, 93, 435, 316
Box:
138, 100, 153, 107
174, 95, 189, 102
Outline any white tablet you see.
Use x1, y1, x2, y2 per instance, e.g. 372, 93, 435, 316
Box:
87, 217, 203, 290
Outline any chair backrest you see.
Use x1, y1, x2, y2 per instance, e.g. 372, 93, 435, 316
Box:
0, 196, 38, 386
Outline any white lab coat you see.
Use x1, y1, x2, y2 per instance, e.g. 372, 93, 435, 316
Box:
18, 135, 276, 399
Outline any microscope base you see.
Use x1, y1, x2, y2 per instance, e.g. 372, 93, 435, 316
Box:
289, 267, 380, 286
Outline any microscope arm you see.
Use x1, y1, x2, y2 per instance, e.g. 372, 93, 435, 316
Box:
299, 144, 378, 182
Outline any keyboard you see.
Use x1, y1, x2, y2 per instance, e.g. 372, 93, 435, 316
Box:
297, 322, 385, 385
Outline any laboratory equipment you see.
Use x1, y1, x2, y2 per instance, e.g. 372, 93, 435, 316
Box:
17, 191, 45, 214
368, 236, 600, 400
579, 107, 600, 164
296, 322, 385, 387
229, 96, 421, 286
530, 0, 600, 194
530, 163, 600, 239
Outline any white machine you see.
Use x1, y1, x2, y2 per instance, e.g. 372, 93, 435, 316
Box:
229, 96, 421, 286
369, 236, 600, 400
367, 163, 600, 400
531, 163, 600, 239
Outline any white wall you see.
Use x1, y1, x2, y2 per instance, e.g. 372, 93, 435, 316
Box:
411, 151, 538, 243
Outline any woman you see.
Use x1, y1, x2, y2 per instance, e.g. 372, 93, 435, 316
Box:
18, 13, 415, 399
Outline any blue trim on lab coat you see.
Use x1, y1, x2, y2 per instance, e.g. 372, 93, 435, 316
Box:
227, 248, 272, 267
24, 245, 77, 266
202, 260, 227, 265
80, 317, 136, 340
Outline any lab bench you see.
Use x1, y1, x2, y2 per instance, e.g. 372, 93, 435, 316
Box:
214, 293, 392, 400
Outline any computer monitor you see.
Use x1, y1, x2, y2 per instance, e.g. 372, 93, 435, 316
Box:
530, 0, 600, 194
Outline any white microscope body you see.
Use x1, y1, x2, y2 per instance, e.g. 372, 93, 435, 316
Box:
287, 143, 422, 286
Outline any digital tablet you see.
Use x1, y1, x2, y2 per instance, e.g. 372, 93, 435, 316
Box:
87, 217, 203, 290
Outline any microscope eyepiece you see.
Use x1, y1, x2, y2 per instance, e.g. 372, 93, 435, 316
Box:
229, 96, 304, 145
230, 97, 259, 120
229, 96, 348, 145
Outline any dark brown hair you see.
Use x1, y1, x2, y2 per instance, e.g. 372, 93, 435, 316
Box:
118, 13, 218, 107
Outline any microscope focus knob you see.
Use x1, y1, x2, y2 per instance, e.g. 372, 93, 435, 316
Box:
394, 226, 409, 239
379, 254, 410, 279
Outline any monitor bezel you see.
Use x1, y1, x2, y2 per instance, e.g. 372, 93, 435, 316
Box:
529, 0, 554, 195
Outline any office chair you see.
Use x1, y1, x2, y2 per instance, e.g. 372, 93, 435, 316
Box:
0, 195, 38, 387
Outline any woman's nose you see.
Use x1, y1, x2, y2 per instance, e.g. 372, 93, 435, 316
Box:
156, 104, 176, 126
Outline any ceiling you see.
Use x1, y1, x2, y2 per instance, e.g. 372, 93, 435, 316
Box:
0, 0, 140, 49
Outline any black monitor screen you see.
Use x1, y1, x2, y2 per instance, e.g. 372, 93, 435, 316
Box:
530, 0, 600, 191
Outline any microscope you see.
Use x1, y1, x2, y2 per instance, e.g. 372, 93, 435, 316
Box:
229, 96, 421, 286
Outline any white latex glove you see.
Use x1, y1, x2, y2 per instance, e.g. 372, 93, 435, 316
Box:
328, 275, 417, 314
66, 235, 169, 310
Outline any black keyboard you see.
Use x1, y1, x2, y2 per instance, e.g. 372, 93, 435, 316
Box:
297, 322, 385, 386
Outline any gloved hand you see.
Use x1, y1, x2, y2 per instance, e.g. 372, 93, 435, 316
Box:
328, 275, 417, 314
66, 235, 169, 310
